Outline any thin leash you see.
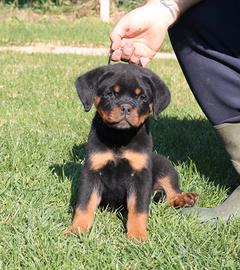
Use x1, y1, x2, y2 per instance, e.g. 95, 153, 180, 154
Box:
108, 47, 113, 65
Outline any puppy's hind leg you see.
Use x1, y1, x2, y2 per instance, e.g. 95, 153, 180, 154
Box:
152, 153, 198, 208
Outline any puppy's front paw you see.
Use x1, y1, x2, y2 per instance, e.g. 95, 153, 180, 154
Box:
169, 192, 198, 208
127, 229, 149, 241
64, 225, 80, 236
64, 224, 88, 236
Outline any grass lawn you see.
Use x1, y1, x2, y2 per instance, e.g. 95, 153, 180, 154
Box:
0, 52, 240, 269
0, 8, 172, 52
0, 16, 112, 48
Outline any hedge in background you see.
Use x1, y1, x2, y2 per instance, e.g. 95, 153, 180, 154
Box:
1, 0, 144, 9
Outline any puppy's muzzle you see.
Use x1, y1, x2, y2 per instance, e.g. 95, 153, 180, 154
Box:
120, 104, 132, 116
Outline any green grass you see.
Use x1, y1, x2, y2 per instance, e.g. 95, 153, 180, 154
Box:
0, 7, 173, 52
0, 17, 113, 47
0, 52, 240, 269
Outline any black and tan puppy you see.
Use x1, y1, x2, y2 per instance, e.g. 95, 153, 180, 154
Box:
65, 63, 198, 241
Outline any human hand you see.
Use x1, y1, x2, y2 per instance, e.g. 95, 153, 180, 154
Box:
110, 0, 177, 66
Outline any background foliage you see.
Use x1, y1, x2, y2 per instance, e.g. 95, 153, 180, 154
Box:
0, 0, 145, 11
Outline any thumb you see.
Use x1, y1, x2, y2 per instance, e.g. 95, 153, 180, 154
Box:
140, 57, 151, 67
110, 19, 128, 50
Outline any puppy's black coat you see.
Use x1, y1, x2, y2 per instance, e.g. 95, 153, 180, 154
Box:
65, 63, 197, 241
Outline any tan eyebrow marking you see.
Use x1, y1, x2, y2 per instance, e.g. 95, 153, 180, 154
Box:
134, 88, 142, 96
113, 84, 120, 93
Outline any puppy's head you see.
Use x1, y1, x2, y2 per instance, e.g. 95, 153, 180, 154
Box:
75, 63, 170, 129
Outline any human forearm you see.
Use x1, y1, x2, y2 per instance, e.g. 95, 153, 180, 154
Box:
148, 0, 204, 22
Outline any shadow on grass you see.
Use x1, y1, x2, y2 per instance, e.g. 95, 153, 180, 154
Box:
151, 116, 239, 190
49, 144, 86, 212
50, 116, 239, 212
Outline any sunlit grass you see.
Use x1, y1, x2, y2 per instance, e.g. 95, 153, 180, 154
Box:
0, 53, 239, 269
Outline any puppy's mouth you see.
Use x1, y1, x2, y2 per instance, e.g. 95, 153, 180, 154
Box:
106, 116, 134, 129
97, 106, 149, 129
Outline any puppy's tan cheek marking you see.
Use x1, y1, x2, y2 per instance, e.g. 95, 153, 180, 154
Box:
128, 108, 140, 126
97, 109, 109, 120
123, 150, 148, 171
90, 151, 115, 171
129, 108, 149, 127
138, 112, 150, 125
113, 84, 120, 93
69, 191, 101, 233
127, 194, 148, 241
97, 109, 112, 124
94, 96, 101, 107
109, 106, 121, 122
97, 106, 121, 124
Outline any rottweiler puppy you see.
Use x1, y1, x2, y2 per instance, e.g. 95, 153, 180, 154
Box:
65, 63, 198, 241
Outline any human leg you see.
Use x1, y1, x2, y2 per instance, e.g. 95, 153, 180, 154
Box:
169, 0, 240, 222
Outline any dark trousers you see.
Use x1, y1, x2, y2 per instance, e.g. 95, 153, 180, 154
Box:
169, 0, 240, 125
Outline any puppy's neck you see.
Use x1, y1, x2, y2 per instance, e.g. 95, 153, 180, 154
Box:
92, 113, 149, 148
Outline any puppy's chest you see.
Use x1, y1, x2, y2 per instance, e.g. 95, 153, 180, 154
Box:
88, 149, 149, 175
88, 149, 149, 196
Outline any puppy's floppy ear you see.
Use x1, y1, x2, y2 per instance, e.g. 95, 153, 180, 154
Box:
147, 72, 171, 120
75, 67, 104, 112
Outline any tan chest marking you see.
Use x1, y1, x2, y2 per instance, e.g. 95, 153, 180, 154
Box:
89, 151, 115, 171
122, 150, 148, 171
89, 150, 148, 172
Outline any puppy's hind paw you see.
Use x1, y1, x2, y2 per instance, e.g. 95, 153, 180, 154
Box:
169, 192, 198, 208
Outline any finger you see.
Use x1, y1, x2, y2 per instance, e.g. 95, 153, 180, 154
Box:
110, 33, 122, 51
110, 19, 128, 50
121, 43, 135, 61
139, 57, 151, 67
111, 49, 122, 62
129, 52, 141, 65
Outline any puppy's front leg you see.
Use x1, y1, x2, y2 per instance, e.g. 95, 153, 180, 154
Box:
127, 171, 152, 241
65, 168, 102, 235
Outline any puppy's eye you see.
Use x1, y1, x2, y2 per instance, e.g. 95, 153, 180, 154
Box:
140, 94, 147, 101
105, 90, 113, 97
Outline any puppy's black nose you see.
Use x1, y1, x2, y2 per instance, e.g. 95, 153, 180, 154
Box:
120, 104, 132, 115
